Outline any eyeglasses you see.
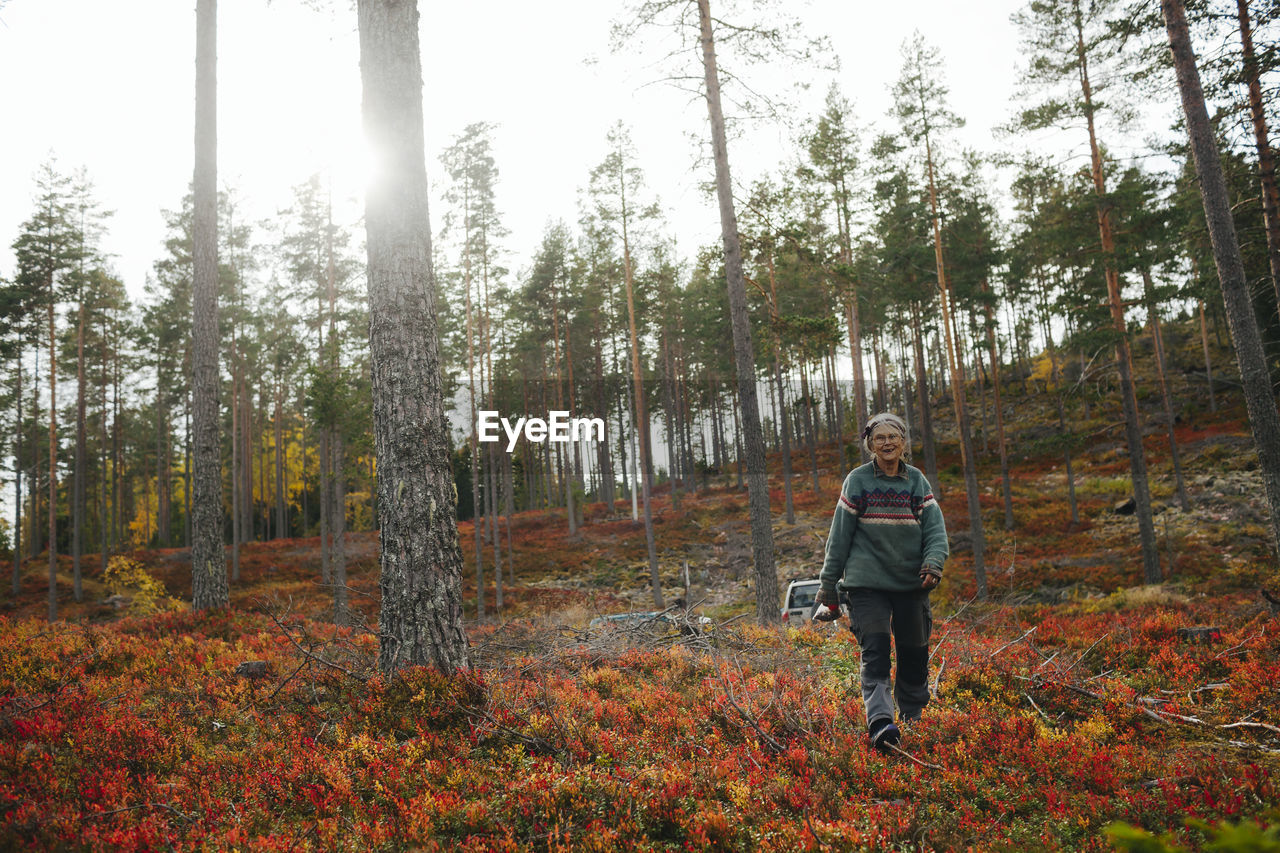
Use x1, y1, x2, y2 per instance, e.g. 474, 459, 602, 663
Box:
871, 435, 900, 446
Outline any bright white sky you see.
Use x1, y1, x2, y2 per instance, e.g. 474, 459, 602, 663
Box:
0, 0, 1075, 301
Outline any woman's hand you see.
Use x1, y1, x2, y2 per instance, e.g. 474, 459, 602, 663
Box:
813, 587, 842, 621
919, 565, 942, 590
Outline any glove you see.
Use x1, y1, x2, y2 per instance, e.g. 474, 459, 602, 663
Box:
919, 565, 942, 590
812, 603, 840, 622
812, 587, 841, 622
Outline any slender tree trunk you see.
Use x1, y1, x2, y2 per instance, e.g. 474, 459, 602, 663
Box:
550, 289, 577, 537
12, 347, 22, 596
359, 0, 469, 671
773, 362, 796, 523
184, 394, 192, 548
1142, 268, 1191, 512
112, 341, 121, 554
661, 334, 681, 512
244, 375, 252, 540
594, 329, 616, 509
911, 311, 939, 492
73, 298, 86, 601
1237, 0, 1280, 316
845, 300, 869, 437
697, 0, 778, 623
231, 345, 242, 582
923, 131, 986, 596
1166, 0, 1280, 559
331, 432, 348, 626
801, 363, 819, 492
621, 203, 663, 608
274, 380, 285, 538
31, 346, 41, 561
465, 231, 483, 619
1197, 298, 1217, 413
100, 338, 110, 570
983, 283, 1014, 530
503, 449, 515, 581
1075, 0, 1161, 583
47, 293, 58, 620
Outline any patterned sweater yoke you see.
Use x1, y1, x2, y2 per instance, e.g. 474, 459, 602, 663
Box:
820, 461, 949, 593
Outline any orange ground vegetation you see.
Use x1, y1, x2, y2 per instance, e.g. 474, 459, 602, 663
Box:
2, 396, 1279, 850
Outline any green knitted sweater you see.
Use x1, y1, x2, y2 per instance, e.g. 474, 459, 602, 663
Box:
819, 460, 949, 594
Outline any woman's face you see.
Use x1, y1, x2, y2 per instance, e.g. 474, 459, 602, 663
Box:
870, 427, 904, 468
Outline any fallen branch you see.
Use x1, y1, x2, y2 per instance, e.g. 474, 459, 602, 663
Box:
267, 609, 369, 683
990, 626, 1037, 658
884, 742, 944, 771
1214, 631, 1263, 660
1064, 632, 1110, 675
1024, 691, 1057, 724
719, 668, 786, 755
931, 656, 947, 697
1221, 720, 1280, 737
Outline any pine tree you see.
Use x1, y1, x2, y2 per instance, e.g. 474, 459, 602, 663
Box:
1163, 0, 1280, 560
892, 32, 988, 597
358, 0, 469, 672
1014, 0, 1162, 583
588, 123, 665, 608
191, 0, 229, 610
12, 160, 82, 620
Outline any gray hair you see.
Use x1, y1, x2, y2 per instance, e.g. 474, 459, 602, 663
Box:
862, 412, 910, 457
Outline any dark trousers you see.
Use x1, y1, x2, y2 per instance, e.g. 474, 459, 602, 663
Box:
845, 587, 933, 724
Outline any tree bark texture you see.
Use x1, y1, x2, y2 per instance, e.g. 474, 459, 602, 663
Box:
1165, 0, 1280, 560
358, 0, 469, 672
697, 0, 779, 624
191, 0, 229, 611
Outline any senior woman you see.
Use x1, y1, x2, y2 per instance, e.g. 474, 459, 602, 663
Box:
813, 412, 949, 753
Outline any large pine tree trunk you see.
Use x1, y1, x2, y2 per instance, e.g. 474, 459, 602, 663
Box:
1165, 0, 1280, 559
191, 0, 228, 610
358, 0, 469, 672
1074, 0, 1161, 583
697, 0, 778, 624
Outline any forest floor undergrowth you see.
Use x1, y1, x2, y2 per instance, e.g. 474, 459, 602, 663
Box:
3, 391, 1280, 850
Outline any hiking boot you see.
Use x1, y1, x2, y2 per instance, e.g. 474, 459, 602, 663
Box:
869, 717, 901, 753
